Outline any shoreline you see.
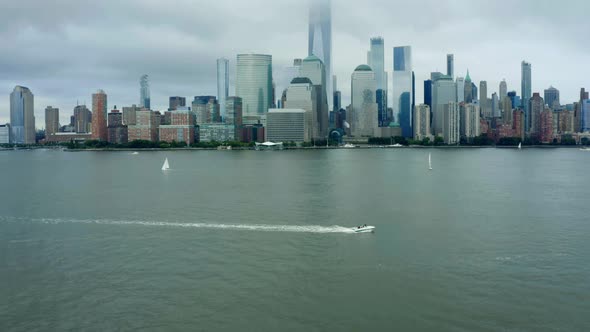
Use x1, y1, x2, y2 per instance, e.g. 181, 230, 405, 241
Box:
58, 145, 586, 152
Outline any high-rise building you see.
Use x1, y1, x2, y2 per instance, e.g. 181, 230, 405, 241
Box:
456, 77, 465, 103
544, 86, 560, 110
464, 71, 473, 103
0, 124, 11, 144
10, 86, 35, 144
443, 102, 460, 144
508, 91, 521, 109
447, 54, 454, 79
309, 0, 332, 111
499, 80, 508, 107
267, 109, 310, 143
73, 105, 91, 133
480, 81, 489, 118
350, 65, 378, 137
45, 106, 59, 136
128, 110, 159, 142
159, 110, 196, 145
521, 61, 532, 131
413, 104, 431, 140
300, 55, 329, 138
192, 96, 220, 124
225, 97, 243, 140
460, 103, 481, 140
432, 77, 457, 136
140, 75, 150, 109
277, 59, 302, 108
107, 108, 128, 144
424, 80, 433, 110
368, 38, 386, 92
582, 99, 590, 133
393, 46, 413, 137
169, 97, 186, 111
217, 58, 229, 120
539, 107, 553, 143
491, 93, 500, 118
502, 97, 513, 125
284, 77, 318, 141
236, 54, 273, 117
122, 104, 145, 126
91, 90, 108, 141
529, 93, 544, 136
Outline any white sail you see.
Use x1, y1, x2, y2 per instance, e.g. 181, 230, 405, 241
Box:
518, 143, 522, 149
162, 158, 170, 171
429, 153, 433, 170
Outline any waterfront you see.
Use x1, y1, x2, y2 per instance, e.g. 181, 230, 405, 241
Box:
1, 149, 589, 331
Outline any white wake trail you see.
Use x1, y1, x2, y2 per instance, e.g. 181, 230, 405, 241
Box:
36, 218, 356, 234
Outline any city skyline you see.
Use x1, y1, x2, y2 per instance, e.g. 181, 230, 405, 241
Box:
0, 0, 589, 126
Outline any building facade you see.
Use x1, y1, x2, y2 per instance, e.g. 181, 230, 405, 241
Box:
159, 110, 196, 145
45, 106, 59, 136
169, 97, 186, 111
10, 86, 35, 144
582, 99, 590, 133
107, 109, 128, 144
217, 58, 229, 120
299, 55, 329, 138
284, 78, 318, 141
393, 46, 413, 137
544, 86, 560, 110
350, 65, 378, 138
447, 54, 454, 79
413, 104, 431, 140
432, 76, 457, 136
225, 97, 243, 140
443, 102, 460, 144
192, 96, 219, 125
267, 109, 310, 143
460, 103, 481, 140
128, 110, 159, 142
199, 124, 236, 142
236, 54, 273, 118
521, 61, 532, 131
74, 105, 91, 133
0, 124, 10, 144
140, 74, 150, 109
91, 90, 108, 141
529, 93, 544, 136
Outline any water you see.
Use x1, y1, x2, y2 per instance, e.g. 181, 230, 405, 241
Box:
1, 149, 589, 331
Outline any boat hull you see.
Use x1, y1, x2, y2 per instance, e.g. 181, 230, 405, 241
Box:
353, 226, 376, 233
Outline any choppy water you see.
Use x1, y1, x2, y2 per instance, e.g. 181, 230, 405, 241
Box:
1, 149, 589, 331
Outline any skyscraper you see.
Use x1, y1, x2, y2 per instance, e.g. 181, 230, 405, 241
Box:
236, 54, 273, 117
168, 97, 186, 111
91, 90, 108, 141
350, 65, 378, 137
432, 77, 457, 136
140, 75, 150, 109
447, 54, 454, 79
582, 99, 590, 133
413, 104, 431, 140
464, 71, 473, 103
456, 77, 465, 103
45, 106, 59, 136
284, 77, 318, 140
499, 79, 508, 105
521, 61, 532, 131
443, 102, 460, 145
393, 46, 413, 137
368, 38, 387, 98
309, 0, 333, 111
299, 55, 329, 138
529, 93, 544, 136
10, 86, 35, 144
217, 58, 229, 120
479, 81, 489, 118
74, 105, 91, 133
544, 86, 560, 110
459, 103, 481, 140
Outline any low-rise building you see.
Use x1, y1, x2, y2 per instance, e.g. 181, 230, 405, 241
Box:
45, 132, 92, 143
159, 110, 196, 145
107, 109, 128, 144
199, 123, 236, 142
128, 110, 159, 142
0, 124, 11, 144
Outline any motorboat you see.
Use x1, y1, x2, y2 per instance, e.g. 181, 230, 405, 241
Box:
343, 144, 357, 148
353, 225, 376, 233
580, 147, 590, 151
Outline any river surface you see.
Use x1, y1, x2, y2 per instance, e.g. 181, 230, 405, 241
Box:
1, 148, 589, 331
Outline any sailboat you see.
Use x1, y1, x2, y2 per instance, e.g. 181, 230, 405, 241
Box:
429, 153, 433, 171
518, 143, 522, 150
161, 158, 170, 171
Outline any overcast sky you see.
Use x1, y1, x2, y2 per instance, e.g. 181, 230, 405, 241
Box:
1, 0, 589, 127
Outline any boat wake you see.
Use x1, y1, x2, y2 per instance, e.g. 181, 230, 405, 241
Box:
6, 217, 358, 234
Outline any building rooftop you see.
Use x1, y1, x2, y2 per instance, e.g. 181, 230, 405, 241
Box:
290, 77, 313, 85
303, 55, 322, 63
354, 64, 373, 72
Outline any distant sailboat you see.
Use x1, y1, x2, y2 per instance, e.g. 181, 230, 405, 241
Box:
518, 143, 522, 150
162, 158, 170, 171
429, 153, 433, 171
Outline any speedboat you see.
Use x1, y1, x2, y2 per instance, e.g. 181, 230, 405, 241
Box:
580, 147, 590, 151
352, 225, 376, 233
343, 144, 357, 148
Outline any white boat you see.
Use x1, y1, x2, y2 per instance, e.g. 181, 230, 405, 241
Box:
580, 147, 590, 151
132, 152, 139, 155
518, 143, 522, 150
429, 153, 433, 171
352, 225, 376, 233
161, 158, 170, 171
343, 144, 356, 148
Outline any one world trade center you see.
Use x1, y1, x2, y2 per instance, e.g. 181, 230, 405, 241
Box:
308, 0, 333, 111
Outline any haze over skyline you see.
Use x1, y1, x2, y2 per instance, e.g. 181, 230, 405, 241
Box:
1, 0, 588, 126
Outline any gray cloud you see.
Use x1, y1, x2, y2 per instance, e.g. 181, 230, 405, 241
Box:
1, 0, 589, 126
